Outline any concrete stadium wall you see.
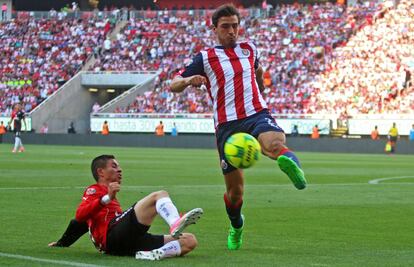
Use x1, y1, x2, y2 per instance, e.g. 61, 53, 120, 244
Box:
81, 72, 159, 88
2, 134, 414, 155
30, 73, 97, 134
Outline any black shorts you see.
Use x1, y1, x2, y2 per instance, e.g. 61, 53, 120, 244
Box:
216, 109, 284, 174
105, 205, 164, 256
13, 122, 21, 136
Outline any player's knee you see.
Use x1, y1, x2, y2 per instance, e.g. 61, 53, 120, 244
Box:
227, 190, 243, 203
182, 233, 198, 250
262, 137, 285, 159
151, 190, 169, 200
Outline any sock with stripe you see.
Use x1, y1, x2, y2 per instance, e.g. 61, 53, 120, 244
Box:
224, 193, 243, 229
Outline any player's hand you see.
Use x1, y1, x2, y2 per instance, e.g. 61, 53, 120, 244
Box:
187, 75, 207, 87
108, 182, 120, 200
48, 241, 59, 247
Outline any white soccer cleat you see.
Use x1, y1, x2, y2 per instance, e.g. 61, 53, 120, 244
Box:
170, 208, 203, 238
135, 249, 164, 261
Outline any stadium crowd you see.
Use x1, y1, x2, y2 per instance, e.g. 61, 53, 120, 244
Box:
93, 2, 388, 115
1, 1, 413, 117
306, 0, 414, 117
0, 17, 107, 115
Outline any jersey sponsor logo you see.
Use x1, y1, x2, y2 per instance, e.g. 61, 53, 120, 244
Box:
86, 188, 96, 195
221, 159, 228, 170
242, 49, 250, 57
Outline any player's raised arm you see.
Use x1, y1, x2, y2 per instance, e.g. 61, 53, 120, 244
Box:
171, 52, 205, 93
171, 75, 207, 93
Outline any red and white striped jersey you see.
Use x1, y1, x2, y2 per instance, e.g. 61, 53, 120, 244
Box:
180, 42, 267, 126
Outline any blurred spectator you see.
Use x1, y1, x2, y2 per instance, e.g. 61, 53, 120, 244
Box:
67, 122, 76, 134
311, 125, 320, 139
155, 121, 164, 136
92, 102, 101, 113
291, 124, 299, 137
40, 123, 49, 134
0, 121, 6, 143
387, 122, 399, 153
71, 2, 79, 12
171, 122, 178, 136
370, 125, 379, 140
409, 124, 414, 141
102, 120, 109, 135
1, 3, 7, 21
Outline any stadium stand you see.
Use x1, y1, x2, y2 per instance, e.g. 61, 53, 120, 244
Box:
307, 0, 414, 118
1, 1, 413, 121
0, 16, 108, 116
92, 2, 384, 115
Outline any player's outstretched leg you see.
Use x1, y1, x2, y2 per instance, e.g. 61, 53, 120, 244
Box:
170, 208, 203, 238
277, 148, 307, 190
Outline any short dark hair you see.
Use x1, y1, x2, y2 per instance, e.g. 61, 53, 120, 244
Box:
212, 4, 240, 27
91, 155, 115, 181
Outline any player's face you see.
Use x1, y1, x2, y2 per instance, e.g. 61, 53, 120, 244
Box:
102, 159, 122, 184
214, 15, 239, 48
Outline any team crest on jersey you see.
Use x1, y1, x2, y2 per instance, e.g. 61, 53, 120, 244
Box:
242, 49, 250, 57
86, 188, 96, 195
221, 159, 228, 170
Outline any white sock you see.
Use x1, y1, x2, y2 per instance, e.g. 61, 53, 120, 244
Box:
18, 137, 23, 148
156, 197, 180, 227
159, 240, 181, 258
14, 137, 20, 150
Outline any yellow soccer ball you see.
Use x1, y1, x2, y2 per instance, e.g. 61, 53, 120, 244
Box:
224, 133, 261, 169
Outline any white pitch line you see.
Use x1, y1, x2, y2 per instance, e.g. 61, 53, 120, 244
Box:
0, 182, 414, 191
368, 176, 414, 184
0, 252, 107, 267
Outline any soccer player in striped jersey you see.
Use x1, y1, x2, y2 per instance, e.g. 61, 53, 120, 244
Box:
171, 4, 307, 250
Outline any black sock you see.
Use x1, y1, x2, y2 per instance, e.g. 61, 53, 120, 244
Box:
224, 193, 243, 229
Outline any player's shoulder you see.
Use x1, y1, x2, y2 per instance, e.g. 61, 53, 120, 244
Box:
84, 184, 104, 196
240, 41, 257, 50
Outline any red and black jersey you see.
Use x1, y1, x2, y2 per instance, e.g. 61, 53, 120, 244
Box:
11, 110, 25, 131
75, 183, 122, 251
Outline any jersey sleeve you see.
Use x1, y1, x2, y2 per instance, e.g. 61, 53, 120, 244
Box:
248, 42, 260, 70
75, 186, 105, 222
180, 53, 205, 78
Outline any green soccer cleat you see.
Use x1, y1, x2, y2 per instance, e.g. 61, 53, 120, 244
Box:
277, 155, 307, 190
227, 215, 244, 250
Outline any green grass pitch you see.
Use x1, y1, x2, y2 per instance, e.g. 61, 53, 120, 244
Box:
0, 144, 413, 266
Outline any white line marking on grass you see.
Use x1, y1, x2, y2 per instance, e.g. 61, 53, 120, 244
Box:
0, 186, 85, 190
368, 176, 414, 184
1, 183, 414, 191
0, 252, 108, 267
